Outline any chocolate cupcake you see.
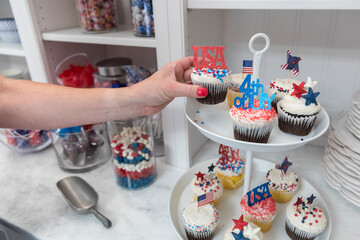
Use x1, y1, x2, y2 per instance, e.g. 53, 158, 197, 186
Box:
269, 78, 303, 112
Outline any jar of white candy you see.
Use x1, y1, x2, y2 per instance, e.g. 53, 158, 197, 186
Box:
107, 116, 157, 190
130, 0, 155, 37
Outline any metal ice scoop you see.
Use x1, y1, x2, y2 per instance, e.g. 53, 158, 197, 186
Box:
56, 176, 112, 228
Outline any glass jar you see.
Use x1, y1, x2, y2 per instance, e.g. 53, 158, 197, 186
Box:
51, 123, 111, 172
107, 116, 157, 190
94, 57, 132, 88
75, 0, 118, 33
130, 0, 155, 37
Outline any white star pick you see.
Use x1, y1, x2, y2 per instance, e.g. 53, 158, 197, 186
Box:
304, 76, 318, 90
206, 172, 215, 180
243, 222, 263, 240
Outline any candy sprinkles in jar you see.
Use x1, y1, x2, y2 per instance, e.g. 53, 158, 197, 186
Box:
108, 116, 157, 190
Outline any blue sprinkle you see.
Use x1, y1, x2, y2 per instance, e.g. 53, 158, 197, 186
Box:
201, 122, 204, 124
301, 138, 304, 141
196, 111, 200, 114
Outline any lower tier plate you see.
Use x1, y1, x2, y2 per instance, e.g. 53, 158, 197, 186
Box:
169, 158, 332, 240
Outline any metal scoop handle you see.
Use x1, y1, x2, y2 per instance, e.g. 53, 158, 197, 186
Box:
90, 208, 112, 228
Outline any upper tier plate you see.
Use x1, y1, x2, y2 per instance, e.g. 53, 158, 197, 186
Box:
185, 98, 330, 152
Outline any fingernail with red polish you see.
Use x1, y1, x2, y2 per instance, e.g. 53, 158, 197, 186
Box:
197, 87, 208, 97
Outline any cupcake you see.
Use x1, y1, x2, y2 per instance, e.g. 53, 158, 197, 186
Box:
265, 157, 299, 203
182, 202, 219, 240
277, 86, 321, 136
229, 99, 277, 143
240, 184, 276, 232
191, 67, 231, 105
226, 73, 246, 108
286, 195, 327, 240
269, 78, 303, 112
224, 215, 263, 240
216, 155, 245, 189
191, 170, 223, 206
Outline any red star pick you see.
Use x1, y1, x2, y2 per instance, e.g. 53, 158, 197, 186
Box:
291, 82, 307, 99
294, 197, 303, 207
195, 172, 205, 181
232, 215, 248, 231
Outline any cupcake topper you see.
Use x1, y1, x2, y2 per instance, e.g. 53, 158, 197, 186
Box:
307, 194, 316, 205
195, 171, 205, 181
248, 33, 270, 83
197, 191, 214, 207
302, 87, 320, 106
291, 82, 307, 99
232, 215, 248, 231
218, 144, 241, 163
208, 163, 215, 173
304, 76, 318, 90
231, 230, 249, 240
275, 156, 293, 177
246, 182, 272, 207
192, 46, 228, 69
280, 50, 301, 82
242, 60, 253, 79
293, 195, 317, 211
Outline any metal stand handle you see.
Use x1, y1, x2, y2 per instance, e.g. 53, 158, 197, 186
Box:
248, 33, 270, 82
243, 150, 253, 196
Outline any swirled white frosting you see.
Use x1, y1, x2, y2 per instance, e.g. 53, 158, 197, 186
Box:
266, 169, 298, 192
182, 202, 219, 232
191, 68, 231, 84
279, 95, 321, 116
269, 78, 303, 99
223, 222, 263, 240
191, 173, 223, 200
286, 203, 327, 234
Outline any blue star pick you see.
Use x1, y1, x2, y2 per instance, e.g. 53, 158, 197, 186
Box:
208, 163, 215, 172
280, 156, 293, 175
231, 230, 249, 240
302, 87, 320, 106
307, 194, 316, 205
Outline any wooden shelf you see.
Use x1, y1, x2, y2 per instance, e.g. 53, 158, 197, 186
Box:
0, 42, 25, 57
187, 0, 360, 10
42, 27, 156, 48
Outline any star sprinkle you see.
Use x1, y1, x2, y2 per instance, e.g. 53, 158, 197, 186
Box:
195, 172, 205, 181
302, 87, 320, 106
232, 215, 248, 231
304, 76, 318, 90
206, 172, 215, 180
291, 82, 307, 99
243, 223, 261, 240
208, 163, 215, 173
275, 156, 293, 175
294, 197, 303, 207
307, 194, 316, 205
231, 230, 249, 240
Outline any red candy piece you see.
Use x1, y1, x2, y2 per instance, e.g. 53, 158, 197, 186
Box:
58, 64, 96, 88
131, 151, 138, 158
6, 137, 17, 146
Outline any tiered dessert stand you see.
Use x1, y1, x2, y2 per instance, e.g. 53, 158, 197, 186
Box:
170, 33, 331, 240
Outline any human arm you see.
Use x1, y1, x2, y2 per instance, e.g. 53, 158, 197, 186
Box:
0, 57, 207, 129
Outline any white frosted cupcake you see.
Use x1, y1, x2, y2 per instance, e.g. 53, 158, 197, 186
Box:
191, 172, 223, 206
216, 157, 245, 189
286, 195, 327, 240
266, 168, 299, 203
269, 78, 303, 112
182, 202, 219, 240
191, 67, 231, 105
224, 221, 263, 240
277, 88, 321, 136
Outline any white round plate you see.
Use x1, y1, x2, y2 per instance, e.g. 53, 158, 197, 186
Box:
332, 115, 360, 154
339, 187, 360, 207
185, 98, 330, 152
169, 158, 332, 240
330, 147, 360, 173
322, 166, 340, 191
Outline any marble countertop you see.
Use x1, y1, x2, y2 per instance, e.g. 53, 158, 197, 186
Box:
0, 141, 359, 239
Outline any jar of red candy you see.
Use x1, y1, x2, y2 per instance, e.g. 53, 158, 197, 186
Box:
130, 0, 155, 37
50, 124, 111, 172
107, 116, 157, 190
75, 0, 118, 33
0, 129, 51, 153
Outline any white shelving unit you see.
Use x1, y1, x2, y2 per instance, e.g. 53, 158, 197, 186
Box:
187, 0, 360, 9
0, 42, 24, 57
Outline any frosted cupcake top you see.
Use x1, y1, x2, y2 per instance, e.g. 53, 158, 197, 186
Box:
240, 193, 276, 221
191, 172, 223, 200
286, 195, 327, 234
191, 67, 231, 84
229, 100, 277, 127
269, 78, 303, 99
279, 95, 321, 116
216, 158, 245, 177
224, 222, 263, 240
266, 169, 299, 192
182, 202, 219, 232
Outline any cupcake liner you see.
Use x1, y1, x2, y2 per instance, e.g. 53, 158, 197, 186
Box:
226, 89, 244, 108
216, 171, 244, 189
184, 226, 215, 240
192, 79, 230, 105
232, 120, 275, 143
243, 215, 275, 233
277, 106, 318, 136
269, 189, 295, 203
285, 219, 318, 240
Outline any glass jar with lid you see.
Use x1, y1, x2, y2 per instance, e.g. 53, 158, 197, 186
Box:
94, 57, 132, 88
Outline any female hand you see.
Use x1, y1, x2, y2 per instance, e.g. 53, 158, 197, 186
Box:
129, 56, 208, 115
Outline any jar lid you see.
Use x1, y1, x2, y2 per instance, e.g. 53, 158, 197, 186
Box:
96, 58, 133, 76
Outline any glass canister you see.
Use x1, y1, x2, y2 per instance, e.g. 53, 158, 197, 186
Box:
50, 124, 111, 172
130, 0, 155, 37
107, 116, 157, 190
94, 58, 132, 88
75, 0, 118, 33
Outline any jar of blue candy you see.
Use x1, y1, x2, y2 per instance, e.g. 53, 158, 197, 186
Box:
0, 129, 51, 153
107, 116, 157, 190
50, 124, 111, 172
130, 0, 155, 37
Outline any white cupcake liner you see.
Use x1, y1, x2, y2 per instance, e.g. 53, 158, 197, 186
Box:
232, 119, 276, 143
285, 217, 319, 240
